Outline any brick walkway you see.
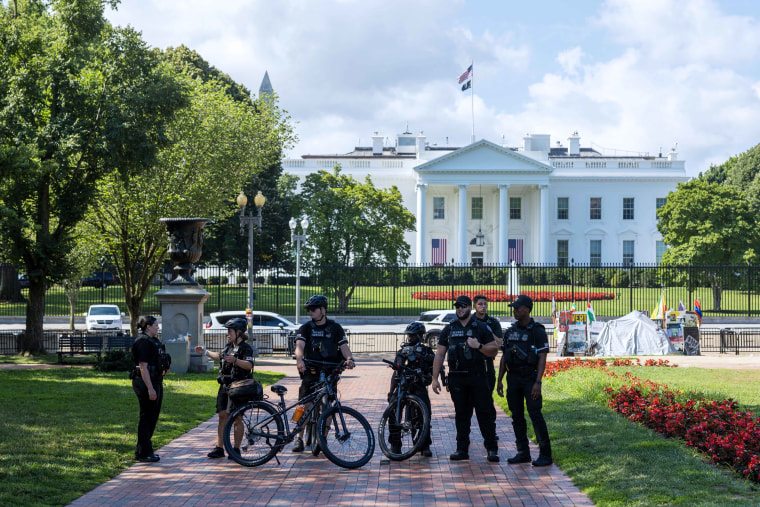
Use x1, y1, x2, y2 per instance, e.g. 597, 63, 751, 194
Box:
70, 358, 592, 506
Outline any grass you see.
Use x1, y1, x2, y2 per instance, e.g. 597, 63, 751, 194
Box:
0, 366, 284, 507
494, 364, 760, 506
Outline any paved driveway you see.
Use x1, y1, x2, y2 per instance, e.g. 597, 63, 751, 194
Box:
70, 357, 592, 506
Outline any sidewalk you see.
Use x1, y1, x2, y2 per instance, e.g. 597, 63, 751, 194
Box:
70, 357, 592, 507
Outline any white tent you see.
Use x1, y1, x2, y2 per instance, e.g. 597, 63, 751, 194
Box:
593, 311, 677, 356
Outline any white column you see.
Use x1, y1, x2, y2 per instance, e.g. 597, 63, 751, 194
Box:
539, 184, 549, 263
458, 184, 468, 265
499, 184, 509, 264
415, 183, 427, 264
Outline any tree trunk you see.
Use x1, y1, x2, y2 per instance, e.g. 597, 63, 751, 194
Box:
23, 281, 46, 354
67, 290, 78, 331
711, 283, 722, 311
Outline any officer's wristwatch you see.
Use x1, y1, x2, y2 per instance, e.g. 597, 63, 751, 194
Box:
535, 379, 542, 384
477, 343, 483, 350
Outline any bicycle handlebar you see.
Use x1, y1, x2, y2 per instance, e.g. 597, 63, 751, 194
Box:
382, 358, 424, 377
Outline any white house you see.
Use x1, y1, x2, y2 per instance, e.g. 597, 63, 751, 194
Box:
281, 129, 687, 266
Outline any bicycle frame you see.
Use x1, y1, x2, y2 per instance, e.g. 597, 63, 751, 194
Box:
384, 359, 424, 425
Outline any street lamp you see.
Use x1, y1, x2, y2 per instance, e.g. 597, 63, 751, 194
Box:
289, 217, 309, 324
237, 190, 266, 329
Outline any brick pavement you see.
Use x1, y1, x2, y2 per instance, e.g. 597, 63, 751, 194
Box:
70, 358, 592, 507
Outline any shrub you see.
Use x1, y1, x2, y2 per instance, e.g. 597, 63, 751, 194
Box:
94, 350, 133, 372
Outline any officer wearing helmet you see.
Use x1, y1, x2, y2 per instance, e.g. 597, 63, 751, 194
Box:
386, 321, 436, 457
292, 295, 355, 453
194, 317, 254, 459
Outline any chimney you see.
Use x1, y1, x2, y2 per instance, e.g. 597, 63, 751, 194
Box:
416, 132, 426, 157
523, 133, 532, 152
372, 132, 383, 156
568, 131, 580, 156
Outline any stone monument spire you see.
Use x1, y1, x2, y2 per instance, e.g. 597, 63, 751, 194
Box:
259, 71, 273, 96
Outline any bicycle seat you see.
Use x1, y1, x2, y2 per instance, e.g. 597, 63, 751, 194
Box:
270, 385, 288, 395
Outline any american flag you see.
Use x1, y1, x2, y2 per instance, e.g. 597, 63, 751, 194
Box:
432, 238, 447, 265
508, 239, 523, 264
457, 65, 473, 85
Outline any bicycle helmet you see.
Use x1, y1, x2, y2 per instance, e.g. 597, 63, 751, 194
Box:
304, 295, 328, 309
404, 322, 426, 336
223, 317, 248, 333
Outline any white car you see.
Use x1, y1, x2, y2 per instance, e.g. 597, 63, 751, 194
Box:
415, 308, 509, 347
85, 304, 125, 332
205, 311, 299, 353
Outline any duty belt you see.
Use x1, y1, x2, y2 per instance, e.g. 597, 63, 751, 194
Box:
509, 364, 537, 376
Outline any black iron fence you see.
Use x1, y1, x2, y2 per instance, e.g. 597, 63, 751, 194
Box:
3, 327, 760, 356
3, 262, 760, 320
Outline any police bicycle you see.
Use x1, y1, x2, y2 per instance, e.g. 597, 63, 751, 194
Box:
377, 358, 432, 460
222, 359, 375, 469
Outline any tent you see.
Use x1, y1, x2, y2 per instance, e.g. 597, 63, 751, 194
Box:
593, 311, 677, 356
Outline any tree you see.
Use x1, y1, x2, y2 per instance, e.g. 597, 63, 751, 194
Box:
657, 179, 760, 311
0, 0, 186, 352
86, 73, 295, 334
295, 166, 416, 313
723, 142, 760, 212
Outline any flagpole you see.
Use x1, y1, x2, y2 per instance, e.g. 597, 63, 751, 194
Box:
470, 59, 475, 144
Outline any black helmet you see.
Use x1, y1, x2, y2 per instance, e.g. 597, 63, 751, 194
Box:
405, 322, 426, 336
223, 317, 248, 333
304, 295, 328, 309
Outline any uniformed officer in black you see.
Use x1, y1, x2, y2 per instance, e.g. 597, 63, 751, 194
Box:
473, 295, 503, 390
131, 315, 168, 463
496, 294, 553, 467
432, 295, 500, 462
194, 317, 254, 459
292, 294, 355, 452
387, 321, 436, 457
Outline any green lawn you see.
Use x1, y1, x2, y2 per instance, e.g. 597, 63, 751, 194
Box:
494, 364, 760, 506
0, 367, 284, 506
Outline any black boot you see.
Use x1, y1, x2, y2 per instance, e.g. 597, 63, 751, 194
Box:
533, 440, 552, 467
507, 441, 531, 464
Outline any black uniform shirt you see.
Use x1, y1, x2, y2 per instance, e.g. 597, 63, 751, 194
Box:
438, 317, 493, 371
296, 319, 347, 362
132, 333, 161, 368
220, 340, 254, 381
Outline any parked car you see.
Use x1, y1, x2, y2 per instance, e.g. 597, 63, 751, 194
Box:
85, 304, 125, 332
205, 311, 300, 353
82, 271, 116, 288
415, 309, 459, 347
18, 273, 29, 289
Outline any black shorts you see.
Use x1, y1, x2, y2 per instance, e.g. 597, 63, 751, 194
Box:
299, 371, 321, 399
216, 385, 236, 413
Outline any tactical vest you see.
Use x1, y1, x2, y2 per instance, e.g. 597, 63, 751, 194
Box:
132, 335, 169, 374
505, 324, 539, 369
220, 342, 254, 381
447, 320, 486, 372
306, 321, 341, 362
395, 342, 435, 384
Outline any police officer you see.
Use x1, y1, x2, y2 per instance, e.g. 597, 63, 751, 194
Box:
473, 294, 503, 422
387, 321, 436, 457
194, 317, 254, 459
292, 295, 355, 452
496, 294, 553, 467
432, 295, 500, 462
131, 315, 169, 463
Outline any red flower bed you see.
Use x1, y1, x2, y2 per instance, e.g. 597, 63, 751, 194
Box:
411, 290, 615, 302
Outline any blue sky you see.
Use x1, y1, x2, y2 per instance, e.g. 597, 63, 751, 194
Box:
105, 0, 760, 176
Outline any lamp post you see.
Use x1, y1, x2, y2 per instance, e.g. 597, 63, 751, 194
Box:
289, 217, 309, 324
237, 190, 266, 322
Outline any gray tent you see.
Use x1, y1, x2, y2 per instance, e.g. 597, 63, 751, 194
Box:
593, 311, 677, 356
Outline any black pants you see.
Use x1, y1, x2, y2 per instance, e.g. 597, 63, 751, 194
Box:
388, 382, 432, 448
133, 375, 163, 458
448, 373, 497, 452
506, 371, 551, 456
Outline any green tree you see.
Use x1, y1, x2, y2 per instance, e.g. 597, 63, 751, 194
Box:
0, 0, 185, 352
86, 73, 295, 334
724, 142, 760, 211
657, 179, 760, 311
295, 166, 416, 313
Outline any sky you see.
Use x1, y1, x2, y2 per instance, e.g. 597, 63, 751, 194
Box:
105, 0, 760, 176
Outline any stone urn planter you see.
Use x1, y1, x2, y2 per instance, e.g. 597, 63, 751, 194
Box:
160, 218, 211, 285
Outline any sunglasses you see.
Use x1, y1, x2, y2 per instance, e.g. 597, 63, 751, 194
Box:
306, 307, 321, 312
455, 304, 471, 309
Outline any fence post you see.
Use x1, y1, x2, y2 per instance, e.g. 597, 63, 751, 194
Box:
216, 267, 221, 311
450, 264, 455, 302
748, 261, 751, 318
392, 265, 397, 318
571, 258, 575, 303
688, 262, 692, 310
629, 264, 633, 314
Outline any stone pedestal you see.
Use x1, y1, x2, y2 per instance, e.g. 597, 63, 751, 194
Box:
165, 340, 190, 373
156, 284, 212, 372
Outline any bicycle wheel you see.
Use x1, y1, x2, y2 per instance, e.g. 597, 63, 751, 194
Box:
224, 401, 284, 467
309, 396, 325, 457
378, 394, 430, 461
318, 405, 375, 469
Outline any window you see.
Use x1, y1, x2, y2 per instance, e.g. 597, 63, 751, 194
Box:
433, 197, 445, 219
590, 240, 602, 267
471, 252, 484, 266
471, 197, 483, 220
656, 197, 667, 220
510, 197, 521, 220
557, 197, 569, 220
557, 240, 568, 267
656, 241, 667, 263
590, 197, 602, 220
623, 198, 635, 220
623, 240, 635, 266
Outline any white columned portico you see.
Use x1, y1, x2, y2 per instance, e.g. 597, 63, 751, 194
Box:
539, 184, 549, 263
457, 184, 468, 265
498, 184, 509, 264
415, 183, 427, 264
